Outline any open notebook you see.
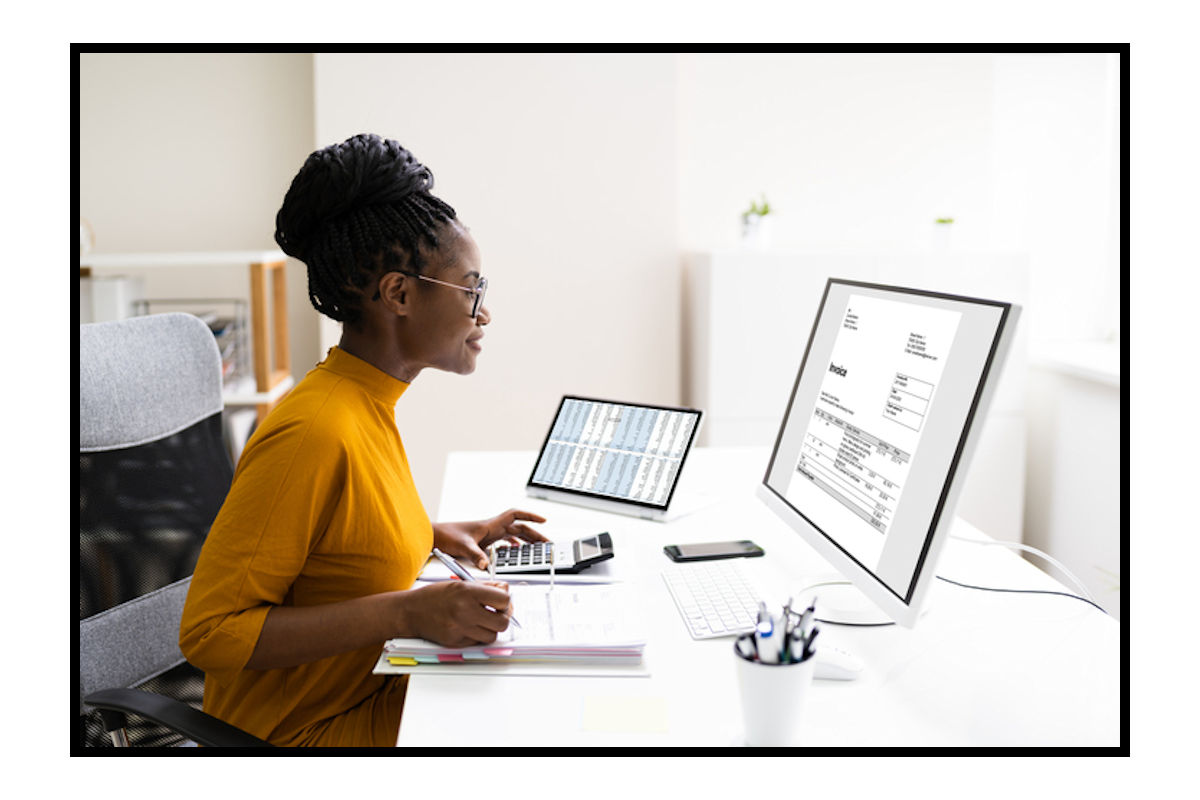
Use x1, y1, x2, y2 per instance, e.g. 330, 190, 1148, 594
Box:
373, 583, 647, 676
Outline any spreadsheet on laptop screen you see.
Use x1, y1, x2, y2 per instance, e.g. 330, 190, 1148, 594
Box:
528, 397, 701, 509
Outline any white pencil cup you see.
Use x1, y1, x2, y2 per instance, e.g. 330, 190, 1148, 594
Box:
735, 644, 816, 747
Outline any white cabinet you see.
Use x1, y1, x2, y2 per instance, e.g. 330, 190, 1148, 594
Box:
684, 249, 1029, 543
1024, 342, 1121, 617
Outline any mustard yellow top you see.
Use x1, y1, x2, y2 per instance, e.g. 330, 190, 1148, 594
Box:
179, 347, 432, 746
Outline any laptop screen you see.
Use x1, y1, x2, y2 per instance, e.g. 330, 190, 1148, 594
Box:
526, 396, 703, 511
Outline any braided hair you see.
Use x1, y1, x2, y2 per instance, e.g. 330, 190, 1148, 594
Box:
274, 133, 458, 325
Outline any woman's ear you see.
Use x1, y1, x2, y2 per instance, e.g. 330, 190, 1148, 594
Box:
376, 271, 412, 317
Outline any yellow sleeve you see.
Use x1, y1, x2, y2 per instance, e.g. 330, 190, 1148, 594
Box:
179, 416, 347, 686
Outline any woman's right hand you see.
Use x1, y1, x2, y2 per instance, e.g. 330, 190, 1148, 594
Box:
400, 580, 515, 648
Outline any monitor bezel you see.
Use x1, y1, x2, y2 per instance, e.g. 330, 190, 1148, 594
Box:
526, 395, 704, 512
759, 278, 1018, 627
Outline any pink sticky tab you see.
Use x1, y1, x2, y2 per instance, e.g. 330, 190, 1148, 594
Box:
437, 653, 465, 663
483, 648, 514, 657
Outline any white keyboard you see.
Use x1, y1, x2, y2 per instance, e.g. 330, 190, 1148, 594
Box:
663, 561, 765, 639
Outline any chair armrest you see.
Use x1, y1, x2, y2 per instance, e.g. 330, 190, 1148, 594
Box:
84, 688, 272, 747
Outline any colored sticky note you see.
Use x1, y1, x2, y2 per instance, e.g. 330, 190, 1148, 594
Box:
582, 695, 670, 734
483, 647, 514, 657
387, 657, 418, 666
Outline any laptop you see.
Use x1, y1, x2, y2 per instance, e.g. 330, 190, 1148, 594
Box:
525, 396, 706, 522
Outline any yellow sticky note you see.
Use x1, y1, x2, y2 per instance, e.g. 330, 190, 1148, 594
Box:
582, 695, 670, 734
387, 657, 418, 666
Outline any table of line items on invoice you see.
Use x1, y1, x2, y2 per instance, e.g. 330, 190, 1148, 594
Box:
531, 399, 698, 505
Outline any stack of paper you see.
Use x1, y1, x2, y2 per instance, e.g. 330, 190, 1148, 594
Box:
375, 583, 646, 674
382, 643, 643, 667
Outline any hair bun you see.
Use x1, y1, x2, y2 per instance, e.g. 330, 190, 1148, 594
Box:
275, 133, 436, 259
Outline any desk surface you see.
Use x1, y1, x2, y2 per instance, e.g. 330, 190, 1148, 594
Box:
396, 447, 1121, 748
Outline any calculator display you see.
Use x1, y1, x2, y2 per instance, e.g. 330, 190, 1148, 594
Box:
578, 537, 603, 559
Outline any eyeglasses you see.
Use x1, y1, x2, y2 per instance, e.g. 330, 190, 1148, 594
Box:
374, 271, 488, 318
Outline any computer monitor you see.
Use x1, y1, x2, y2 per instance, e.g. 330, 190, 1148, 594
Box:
757, 279, 1019, 627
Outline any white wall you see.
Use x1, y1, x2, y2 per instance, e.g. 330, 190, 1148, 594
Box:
79, 52, 321, 380
678, 53, 996, 254
313, 53, 680, 512
990, 53, 1121, 343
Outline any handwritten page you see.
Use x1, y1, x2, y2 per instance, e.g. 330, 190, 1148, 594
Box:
383, 583, 645, 655
498, 583, 642, 646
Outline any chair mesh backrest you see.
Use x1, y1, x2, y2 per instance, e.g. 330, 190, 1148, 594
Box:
78, 314, 234, 737
78, 578, 191, 710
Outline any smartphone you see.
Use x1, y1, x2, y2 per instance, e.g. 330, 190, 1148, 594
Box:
663, 540, 765, 562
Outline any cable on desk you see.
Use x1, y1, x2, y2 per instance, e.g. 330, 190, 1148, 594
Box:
807, 576, 1108, 627
935, 575, 1110, 615
947, 534, 1097, 604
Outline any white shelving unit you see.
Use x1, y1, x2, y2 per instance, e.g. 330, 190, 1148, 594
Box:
82, 250, 295, 421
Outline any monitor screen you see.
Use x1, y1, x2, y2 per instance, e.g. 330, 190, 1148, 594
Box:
528, 396, 702, 510
759, 279, 1017, 625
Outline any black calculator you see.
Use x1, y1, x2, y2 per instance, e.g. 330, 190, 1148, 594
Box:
490, 533, 614, 574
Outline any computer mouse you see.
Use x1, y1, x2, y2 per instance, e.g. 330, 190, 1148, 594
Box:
813, 645, 865, 680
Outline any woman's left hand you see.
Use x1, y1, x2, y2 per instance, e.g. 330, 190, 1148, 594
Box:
433, 509, 549, 570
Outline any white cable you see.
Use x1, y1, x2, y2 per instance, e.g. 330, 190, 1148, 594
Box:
797, 578, 851, 594
949, 534, 1096, 603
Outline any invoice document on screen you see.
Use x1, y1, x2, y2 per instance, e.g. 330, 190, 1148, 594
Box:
785, 293, 962, 570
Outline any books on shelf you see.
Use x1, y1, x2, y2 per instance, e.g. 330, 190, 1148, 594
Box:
374, 583, 646, 676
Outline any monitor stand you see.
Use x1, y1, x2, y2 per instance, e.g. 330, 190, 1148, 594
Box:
790, 574, 932, 626
793, 578, 893, 626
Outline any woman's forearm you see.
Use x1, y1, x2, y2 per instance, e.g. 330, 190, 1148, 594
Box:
244, 592, 408, 671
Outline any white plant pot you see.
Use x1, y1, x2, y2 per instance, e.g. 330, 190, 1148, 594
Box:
741, 215, 772, 250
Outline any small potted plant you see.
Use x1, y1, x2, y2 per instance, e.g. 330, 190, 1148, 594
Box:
741, 194, 773, 249
932, 215, 955, 249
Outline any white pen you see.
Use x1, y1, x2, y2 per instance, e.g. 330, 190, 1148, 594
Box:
754, 616, 777, 664
431, 547, 522, 629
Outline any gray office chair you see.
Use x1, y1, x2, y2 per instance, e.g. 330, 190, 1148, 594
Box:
78, 313, 270, 748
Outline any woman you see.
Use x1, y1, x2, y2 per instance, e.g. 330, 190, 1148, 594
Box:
179, 133, 547, 747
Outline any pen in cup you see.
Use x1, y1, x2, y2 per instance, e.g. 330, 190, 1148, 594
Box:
754, 616, 778, 664
801, 627, 820, 661
430, 546, 522, 629
739, 599, 821, 664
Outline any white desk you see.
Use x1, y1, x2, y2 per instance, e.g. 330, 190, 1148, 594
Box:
396, 447, 1122, 748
